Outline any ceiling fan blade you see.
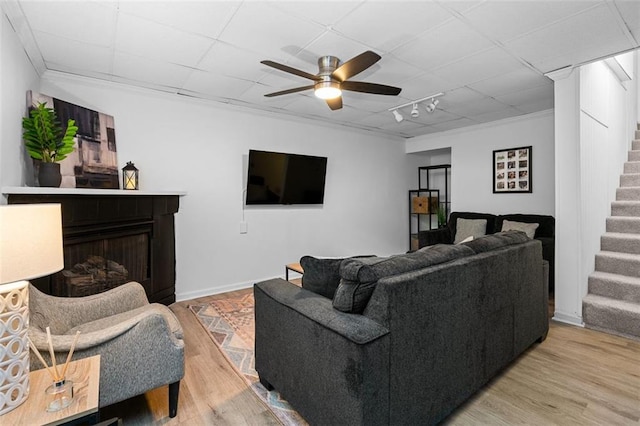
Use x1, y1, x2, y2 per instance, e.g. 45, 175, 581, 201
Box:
331, 51, 381, 82
326, 97, 343, 110
264, 85, 314, 97
260, 60, 319, 81
341, 81, 402, 96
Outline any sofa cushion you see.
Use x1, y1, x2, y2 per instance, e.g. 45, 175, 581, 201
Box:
461, 230, 531, 254
333, 244, 474, 313
454, 218, 487, 243
501, 219, 539, 239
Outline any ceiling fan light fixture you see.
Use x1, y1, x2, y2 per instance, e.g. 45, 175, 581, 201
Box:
392, 109, 404, 122
314, 81, 342, 99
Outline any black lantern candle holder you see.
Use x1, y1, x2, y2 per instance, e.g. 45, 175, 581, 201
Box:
122, 161, 139, 190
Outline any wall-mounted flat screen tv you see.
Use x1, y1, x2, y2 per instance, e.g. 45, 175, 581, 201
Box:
246, 149, 328, 205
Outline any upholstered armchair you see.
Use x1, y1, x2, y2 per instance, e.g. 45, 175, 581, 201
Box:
28, 282, 184, 418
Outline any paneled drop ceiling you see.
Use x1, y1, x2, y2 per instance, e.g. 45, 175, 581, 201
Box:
3, 0, 640, 139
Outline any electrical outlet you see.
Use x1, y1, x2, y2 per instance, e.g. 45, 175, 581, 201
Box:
240, 221, 248, 234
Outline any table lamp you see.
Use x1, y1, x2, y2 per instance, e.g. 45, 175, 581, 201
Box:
0, 204, 63, 415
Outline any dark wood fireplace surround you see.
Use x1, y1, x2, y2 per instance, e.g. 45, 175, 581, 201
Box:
7, 191, 180, 305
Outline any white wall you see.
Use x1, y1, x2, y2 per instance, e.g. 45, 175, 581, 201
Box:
0, 9, 40, 191
405, 111, 555, 216
34, 73, 411, 300
550, 53, 637, 325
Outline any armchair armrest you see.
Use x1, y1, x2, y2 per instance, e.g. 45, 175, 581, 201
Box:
418, 227, 452, 248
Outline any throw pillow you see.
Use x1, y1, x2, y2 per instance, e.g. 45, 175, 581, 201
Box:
454, 218, 487, 243
300, 256, 343, 299
457, 235, 474, 244
501, 219, 539, 239
300, 255, 374, 299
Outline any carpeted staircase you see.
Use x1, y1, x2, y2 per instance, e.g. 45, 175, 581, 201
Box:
582, 128, 640, 341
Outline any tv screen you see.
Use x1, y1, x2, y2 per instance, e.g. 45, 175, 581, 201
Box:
246, 150, 327, 205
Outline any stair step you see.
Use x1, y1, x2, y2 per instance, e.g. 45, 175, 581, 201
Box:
616, 187, 640, 200
607, 216, 640, 233
632, 140, 640, 151
611, 200, 640, 216
636, 129, 640, 139
588, 271, 640, 303
623, 162, 640, 173
629, 150, 640, 161
594, 251, 640, 276
620, 174, 640, 187
583, 294, 640, 340
601, 232, 640, 254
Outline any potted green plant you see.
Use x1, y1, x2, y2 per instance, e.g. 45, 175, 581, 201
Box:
437, 205, 447, 228
22, 102, 78, 187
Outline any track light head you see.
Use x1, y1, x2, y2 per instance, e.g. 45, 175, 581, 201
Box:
410, 103, 419, 118
392, 109, 403, 122
425, 98, 439, 113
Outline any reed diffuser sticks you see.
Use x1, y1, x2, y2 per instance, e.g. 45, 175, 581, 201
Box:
27, 329, 81, 382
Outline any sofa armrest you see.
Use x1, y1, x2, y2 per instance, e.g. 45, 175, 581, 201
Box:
418, 227, 452, 247
254, 279, 388, 344
254, 278, 390, 425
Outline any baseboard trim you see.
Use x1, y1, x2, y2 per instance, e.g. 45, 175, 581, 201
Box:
552, 311, 584, 327
175, 275, 288, 302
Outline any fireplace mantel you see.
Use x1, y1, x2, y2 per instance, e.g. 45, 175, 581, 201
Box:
4, 187, 185, 305
2, 186, 186, 197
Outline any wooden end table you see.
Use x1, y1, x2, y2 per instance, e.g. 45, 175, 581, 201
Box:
285, 263, 304, 281
3, 355, 100, 426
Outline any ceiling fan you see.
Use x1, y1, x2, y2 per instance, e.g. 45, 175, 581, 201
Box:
260, 50, 402, 110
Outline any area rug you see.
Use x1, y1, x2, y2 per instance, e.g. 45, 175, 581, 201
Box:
189, 289, 307, 425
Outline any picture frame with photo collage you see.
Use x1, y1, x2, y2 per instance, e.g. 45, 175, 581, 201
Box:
493, 146, 532, 193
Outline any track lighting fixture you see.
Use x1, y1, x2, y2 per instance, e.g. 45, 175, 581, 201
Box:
425, 98, 440, 113
388, 92, 443, 123
411, 103, 419, 118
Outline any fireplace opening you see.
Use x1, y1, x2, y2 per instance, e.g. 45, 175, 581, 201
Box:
54, 227, 151, 297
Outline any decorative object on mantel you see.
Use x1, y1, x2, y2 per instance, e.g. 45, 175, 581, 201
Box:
122, 161, 139, 190
26, 91, 120, 189
22, 101, 78, 187
493, 145, 532, 193
0, 204, 64, 415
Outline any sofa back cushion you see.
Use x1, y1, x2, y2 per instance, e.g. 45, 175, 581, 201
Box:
461, 230, 531, 254
333, 244, 474, 313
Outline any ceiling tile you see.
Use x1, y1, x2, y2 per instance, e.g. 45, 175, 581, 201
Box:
392, 17, 494, 70
34, 31, 112, 74
495, 85, 555, 107
112, 52, 193, 89
269, 1, 363, 27
197, 41, 266, 81
114, 13, 214, 67
216, 2, 326, 60
332, 1, 453, 53
430, 117, 478, 132
461, 1, 600, 43
20, 1, 116, 47
468, 67, 551, 97
181, 70, 255, 99
430, 48, 525, 87
117, 1, 240, 39
472, 107, 527, 124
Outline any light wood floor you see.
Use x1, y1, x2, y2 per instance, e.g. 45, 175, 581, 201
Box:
103, 291, 640, 425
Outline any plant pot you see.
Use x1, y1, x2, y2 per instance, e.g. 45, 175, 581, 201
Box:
38, 162, 62, 187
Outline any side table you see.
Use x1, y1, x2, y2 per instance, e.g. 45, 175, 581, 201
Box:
3, 355, 100, 426
285, 262, 304, 282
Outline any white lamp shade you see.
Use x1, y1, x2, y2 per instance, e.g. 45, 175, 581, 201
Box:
0, 204, 64, 284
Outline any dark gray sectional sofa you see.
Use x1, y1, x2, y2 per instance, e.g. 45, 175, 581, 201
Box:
254, 231, 549, 425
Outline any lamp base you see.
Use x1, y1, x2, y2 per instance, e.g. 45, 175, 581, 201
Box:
0, 280, 30, 415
